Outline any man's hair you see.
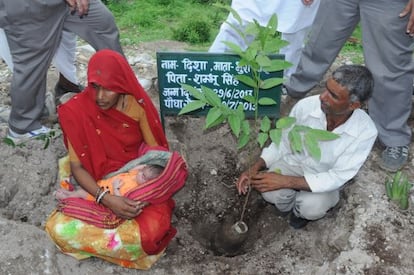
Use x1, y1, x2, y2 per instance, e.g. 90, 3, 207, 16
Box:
331, 65, 374, 103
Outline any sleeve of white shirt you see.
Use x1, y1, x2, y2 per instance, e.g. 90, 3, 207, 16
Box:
304, 124, 377, 193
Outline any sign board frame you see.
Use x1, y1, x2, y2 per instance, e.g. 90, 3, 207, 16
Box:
156, 51, 284, 127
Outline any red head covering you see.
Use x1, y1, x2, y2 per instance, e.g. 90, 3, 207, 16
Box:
58, 49, 168, 180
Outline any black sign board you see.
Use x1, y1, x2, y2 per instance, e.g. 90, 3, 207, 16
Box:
156, 52, 283, 125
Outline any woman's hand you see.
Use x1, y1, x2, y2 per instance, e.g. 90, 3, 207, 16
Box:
101, 194, 148, 220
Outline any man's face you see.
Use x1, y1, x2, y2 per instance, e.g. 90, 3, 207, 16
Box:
319, 78, 353, 116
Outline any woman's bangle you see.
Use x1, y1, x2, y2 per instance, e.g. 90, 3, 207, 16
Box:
97, 189, 110, 204
94, 187, 103, 202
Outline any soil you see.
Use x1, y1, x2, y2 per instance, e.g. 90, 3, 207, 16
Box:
0, 40, 414, 275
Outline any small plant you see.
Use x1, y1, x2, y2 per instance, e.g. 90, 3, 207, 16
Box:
178, 6, 339, 233
179, 7, 339, 159
385, 171, 413, 210
3, 130, 56, 149
172, 19, 211, 44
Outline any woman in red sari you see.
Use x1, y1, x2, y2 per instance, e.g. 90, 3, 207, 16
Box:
46, 49, 186, 269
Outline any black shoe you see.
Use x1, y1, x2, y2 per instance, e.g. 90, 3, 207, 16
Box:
283, 84, 307, 99
289, 213, 309, 229
54, 82, 83, 98
54, 73, 84, 98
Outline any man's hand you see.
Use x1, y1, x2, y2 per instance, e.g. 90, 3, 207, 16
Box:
236, 172, 251, 195
250, 172, 283, 193
235, 158, 266, 195
65, 0, 89, 17
399, 0, 414, 36
102, 194, 148, 220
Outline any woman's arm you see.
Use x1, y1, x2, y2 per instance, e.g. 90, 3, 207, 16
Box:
70, 161, 146, 219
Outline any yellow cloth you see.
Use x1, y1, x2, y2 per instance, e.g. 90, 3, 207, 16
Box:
45, 210, 163, 269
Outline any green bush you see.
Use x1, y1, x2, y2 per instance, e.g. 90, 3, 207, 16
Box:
191, 0, 230, 4
172, 19, 211, 44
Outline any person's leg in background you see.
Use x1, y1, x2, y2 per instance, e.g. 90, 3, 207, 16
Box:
284, 0, 360, 98
280, 26, 312, 79
0, 28, 13, 68
63, 0, 123, 56
360, 0, 414, 172
53, 30, 83, 97
4, 0, 67, 139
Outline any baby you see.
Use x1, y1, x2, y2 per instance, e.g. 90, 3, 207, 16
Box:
55, 164, 164, 201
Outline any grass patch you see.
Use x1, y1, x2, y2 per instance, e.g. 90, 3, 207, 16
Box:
339, 24, 364, 64
106, 0, 363, 59
106, 0, 230, 47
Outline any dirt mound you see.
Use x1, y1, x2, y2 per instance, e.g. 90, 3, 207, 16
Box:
0, 42, 413, 274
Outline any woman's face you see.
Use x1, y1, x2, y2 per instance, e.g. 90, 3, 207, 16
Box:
93, 83, 120, 110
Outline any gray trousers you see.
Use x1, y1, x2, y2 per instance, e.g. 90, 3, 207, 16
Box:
285, 0, 414, 147
0, 0, 123, 133
262, 188, 340, 220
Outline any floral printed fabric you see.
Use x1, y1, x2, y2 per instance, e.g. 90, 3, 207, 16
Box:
45, 210, 163, 269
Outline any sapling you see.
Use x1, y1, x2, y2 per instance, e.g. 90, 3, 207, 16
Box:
385, 171, 413, 210
178, 6, 339, 239
179, 8, 339, 159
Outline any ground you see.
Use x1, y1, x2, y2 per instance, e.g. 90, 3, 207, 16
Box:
0, 41, 413, 275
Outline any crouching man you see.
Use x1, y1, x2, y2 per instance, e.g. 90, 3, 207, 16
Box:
236, 65, 378, 229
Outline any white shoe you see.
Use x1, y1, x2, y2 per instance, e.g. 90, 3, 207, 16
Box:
6, 125, 51, 144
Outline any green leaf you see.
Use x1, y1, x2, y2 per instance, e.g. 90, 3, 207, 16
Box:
276, 116, 296, 129
256, 54, 271, 67
266, 14, 278, 30
3, 137, 16, 147
43, 137, 50, 149
203, 86, 222, 107
236, 103, 246, 119
207, 115, 225, 128
288, 128, 303, 153
258, 97, 277, 106
260, 116, 271, 132
241, 120, 251, 136
228, 113, 242, 137
304, 132, 321, 161
178, 100, 206, 115
205, 107, 223, 129
257, 132, 269, 148
293, 125, 312, 132
181, 84, 204, 100
260, 77, 284, 90
263, 39, 290, 54
308, 129, 340, 141
399, 196, 409, 210
222, 40, 244, 55
269, 128, 282, 146
245, 47, 258, 62
263, 59, 292, 72
238, 132, 250, 150
243, 95, 256, 104
236, 75, 257, 88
